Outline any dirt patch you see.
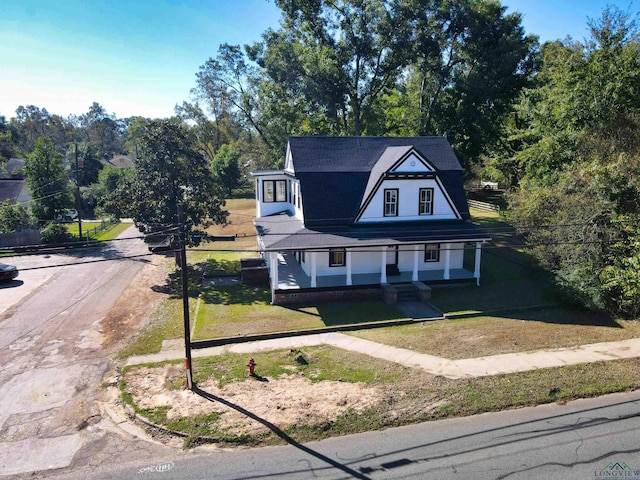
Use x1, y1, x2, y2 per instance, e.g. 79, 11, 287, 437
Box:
124, 365, 383, 436
100, 257, 168, 348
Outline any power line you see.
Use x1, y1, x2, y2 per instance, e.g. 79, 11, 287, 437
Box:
6, 236, 617, 274
15, 252, 158, 272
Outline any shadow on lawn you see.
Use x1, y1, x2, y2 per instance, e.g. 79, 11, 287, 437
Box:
437, 246, 623, 328
200, 284, 271, 305
281, 300, 405, 327
204, 258, 240, 276
151, 262, 206, 299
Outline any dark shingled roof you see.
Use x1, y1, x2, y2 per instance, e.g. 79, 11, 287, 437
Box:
0, 179, 27, 204
288, 136, 470, 226
255, 212, 490, 251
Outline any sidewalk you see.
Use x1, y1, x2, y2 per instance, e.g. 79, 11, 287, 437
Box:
126, 333, 640, 380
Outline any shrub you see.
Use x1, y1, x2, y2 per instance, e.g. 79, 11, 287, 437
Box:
41, 222, 73, 244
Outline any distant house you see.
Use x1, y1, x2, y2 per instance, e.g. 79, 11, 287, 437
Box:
0, 179, 30, 206
251, 136, 490, 305
0, 158, 25, 179
0, 158, 30, 207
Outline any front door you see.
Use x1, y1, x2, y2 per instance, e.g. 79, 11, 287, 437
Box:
386, 246, 400, 276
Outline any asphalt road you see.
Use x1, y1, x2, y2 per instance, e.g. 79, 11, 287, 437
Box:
0, 226, 171, 478
41, 390, 640, 480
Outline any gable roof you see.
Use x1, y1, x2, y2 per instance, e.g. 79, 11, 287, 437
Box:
288, 136, 469, 227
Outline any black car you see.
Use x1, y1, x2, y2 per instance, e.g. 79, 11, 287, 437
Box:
0, 263, 19, 282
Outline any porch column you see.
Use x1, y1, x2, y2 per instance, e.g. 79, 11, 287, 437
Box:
412, 244, 419, 282
443, 243, 451, 280
271, 252, 279, 290
346, 249, 352, 286
310, 251, 317, 288
380, 246, 387, 283
474, 242, 482, 286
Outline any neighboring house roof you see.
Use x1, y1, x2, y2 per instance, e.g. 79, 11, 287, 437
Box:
288, 136, 470, 227
105, 155, 134, 168
0, 158, 25, 179
0, 179, 28, 204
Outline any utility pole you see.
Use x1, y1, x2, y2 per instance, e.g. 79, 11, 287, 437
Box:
177, 204, 194, 390
74, 143, 83, 242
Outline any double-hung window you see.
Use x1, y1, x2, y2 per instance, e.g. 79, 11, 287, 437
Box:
384, 189, 398, 217
329, 248, 346, 267
424, 244, 440, 262
263, 180, 287, 203
419, 188, 434, 215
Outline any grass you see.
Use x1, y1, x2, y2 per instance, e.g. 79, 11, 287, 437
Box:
126, 203, 638, 357
189, 197, 258, 274
348, 312, 640, 359
193, 285, 404, 340
120, 345, 640, 447
66, 220, 131, 241
350, 208, 640, 357
116, 298, 192, 359
190, 346, 395, 386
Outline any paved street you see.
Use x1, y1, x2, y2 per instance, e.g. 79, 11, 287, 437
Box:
39, 390, 640, 480
0, 226, 172, 478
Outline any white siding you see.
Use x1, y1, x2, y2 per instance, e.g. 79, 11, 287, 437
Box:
391, 153, 434, 172
301, 243, 465, 277
256, 175, 294, 217
357, 178, 459, 223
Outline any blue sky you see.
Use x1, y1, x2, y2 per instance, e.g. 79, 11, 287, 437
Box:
0, 0, 636, 120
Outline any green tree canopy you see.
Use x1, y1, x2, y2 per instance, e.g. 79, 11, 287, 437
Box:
211, 144, 242, 195
25, 137, 73, 221
0, 199, 32, 233
88, 165, 134, 219
506, 7, 640, 317
126, 120, 228, 242
192, 0, 536, 170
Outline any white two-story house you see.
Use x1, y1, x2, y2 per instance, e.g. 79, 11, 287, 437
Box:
251, 136, 491, 305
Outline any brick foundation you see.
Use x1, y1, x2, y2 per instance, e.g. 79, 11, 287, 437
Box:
273, 286, 382, 305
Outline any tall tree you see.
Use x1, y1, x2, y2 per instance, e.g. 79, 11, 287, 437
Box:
174, 102, 241, 160
124, 116, 150, 158
0, 116, 17, 166
211, 144, 242, 195
192, 0, 535, 170
508, 7, 640, 317
0, 199, 32, 233
79, 102, 123, 157
402, 0, 537, 168
11, 106, 52, 155
89, 165, 135, 219
25, 137, 73, 221
70, 142, 103, 187
259, 0, 410, 136
194, 44, 268, 148
126, 120, 228, 241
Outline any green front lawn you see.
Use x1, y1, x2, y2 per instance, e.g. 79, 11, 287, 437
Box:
192, 285, 405, 340
66, 220, 131, 241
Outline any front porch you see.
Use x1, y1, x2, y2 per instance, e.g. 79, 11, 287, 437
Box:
272, 252, 476, 290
